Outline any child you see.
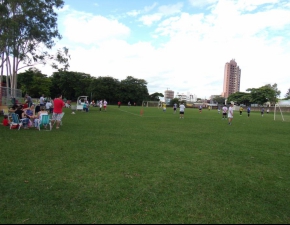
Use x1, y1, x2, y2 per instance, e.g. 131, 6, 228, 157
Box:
2, 115, 9, 126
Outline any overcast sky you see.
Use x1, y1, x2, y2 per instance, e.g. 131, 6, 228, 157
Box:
34, 0, 290, 99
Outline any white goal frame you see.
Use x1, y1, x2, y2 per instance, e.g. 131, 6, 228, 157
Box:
142, 101, 161, 108
274, 104, 285, 121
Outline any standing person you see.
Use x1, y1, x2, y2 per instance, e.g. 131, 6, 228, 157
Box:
118, 101, 121, 108
51, 94, 65, 129
39, 94, 45, 107
222, 104, 227, 120
199, 105, 202, 113
83, 101, 88, 112
228, 102, 234, 125
261, 107, 264, 117
179, 102, 185, 119
99, 100, 103, 112
162, 102, 166, 112
239, 106, 243, 116
247, 106, 251, 118
103, 99, 108, 111
218, 107, 221, 114
46, 101, 52, 114
25, 94, 33, 107
266, 108, 269, 114
173, 103, 177, 114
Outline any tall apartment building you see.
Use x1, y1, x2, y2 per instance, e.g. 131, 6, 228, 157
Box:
222, 59, 241, 98
164, 89, 174, 104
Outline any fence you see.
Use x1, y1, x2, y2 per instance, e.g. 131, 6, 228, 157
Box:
0, 86, 23, 106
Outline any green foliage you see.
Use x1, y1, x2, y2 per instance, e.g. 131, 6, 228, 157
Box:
227, 92, 251, 105
169, 98, 180, 106
119, 76, 149, 105
0, 0, 67, 89
89, 76, 120, 103
284, 88, 290, 100
18, 68, 51, 97
212, 96, 226, 104
247, 86, 277, 105
148, 92, 164, 101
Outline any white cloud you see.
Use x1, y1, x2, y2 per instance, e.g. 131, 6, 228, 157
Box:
36, 0, 290, 98
62, 11, 130, 45
188, 0, 218, 7
139, 14, 163, 26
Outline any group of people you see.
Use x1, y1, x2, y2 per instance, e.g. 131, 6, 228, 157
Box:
2, 94, 65, 130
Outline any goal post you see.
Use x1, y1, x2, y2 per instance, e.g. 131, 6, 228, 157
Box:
274, 103, 285, 121
142, 101, 161, 108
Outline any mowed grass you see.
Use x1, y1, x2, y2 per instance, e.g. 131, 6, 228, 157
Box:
0, 106, 290, 224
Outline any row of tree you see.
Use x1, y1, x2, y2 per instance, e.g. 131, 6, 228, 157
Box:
212, 83, 289, 106
2, 68, 164, 105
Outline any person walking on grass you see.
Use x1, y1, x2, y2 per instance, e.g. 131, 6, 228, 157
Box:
103, 99, 107, 111
51, 94, 65, 129
173, 103, 177, 114
99, 100, 103, 112
179, 102, 185, 119
228, 102, 234, 125
247, 106, 251, 118
222, 104, 227, 120
261, 107, 264, 117
239, 106, 243, 116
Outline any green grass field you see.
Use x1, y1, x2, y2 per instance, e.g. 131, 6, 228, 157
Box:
1, 106, 290, 224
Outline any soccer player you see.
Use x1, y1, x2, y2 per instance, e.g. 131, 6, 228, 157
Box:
103, 99, 107, 111
247, 106, 251, 118
179, 103, 185, 119
228, 102, 234, 125
261, 107, 264, 117
173, 103, 177, 114
222, 105, 227, 120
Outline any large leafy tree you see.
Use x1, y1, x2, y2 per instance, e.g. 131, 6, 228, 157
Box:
212, 96, 226, 105
149, 92, 164, 101
227, 92, 251, 105
17, 67, 51, 97
0, 0, 69, 92
89, 76, 120, 103
50, 71, 92, 100
246, 86, 276, 106
119, 76, 149, 105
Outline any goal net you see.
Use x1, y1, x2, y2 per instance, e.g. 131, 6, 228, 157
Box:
142, 101, 160, 107
274, 100, 290, 122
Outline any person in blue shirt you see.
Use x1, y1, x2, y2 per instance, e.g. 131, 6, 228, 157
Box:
83, 102, 88, 112
247, 106, 251, 118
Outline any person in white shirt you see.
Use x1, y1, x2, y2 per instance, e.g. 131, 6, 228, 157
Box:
222, 105, 228, 120
228, 102, 234, 125
179, 103, 185, 119
45, 101, 52, 114
173, 103, 177, 114
39, 94, 45, 106
103, 99, 107, 111
99, 100, 103, 112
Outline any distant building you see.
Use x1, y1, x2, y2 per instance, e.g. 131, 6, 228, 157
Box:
164, 89, 174, 104
175, 92, 197, 102
222, 59, 241, 98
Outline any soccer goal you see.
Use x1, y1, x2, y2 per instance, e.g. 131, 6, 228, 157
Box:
142, 101, 161, 107
274, 100, 290, 121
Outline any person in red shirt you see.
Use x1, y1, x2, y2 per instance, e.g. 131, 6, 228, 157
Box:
51, 94, 65, 129
118, 101, 121, 108
2, 115, 9, 126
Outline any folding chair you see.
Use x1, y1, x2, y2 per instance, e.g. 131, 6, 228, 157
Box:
10, 113, 25, 130
37, 114, 52, 131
